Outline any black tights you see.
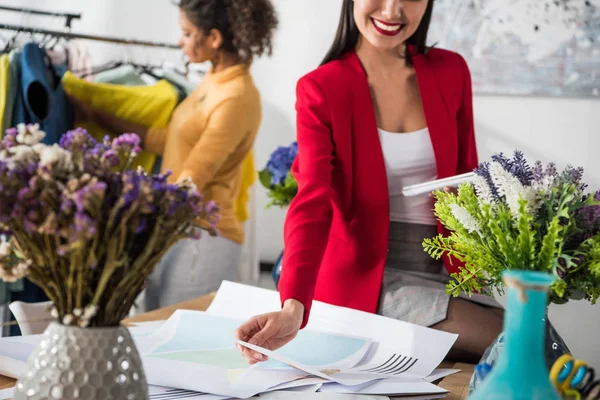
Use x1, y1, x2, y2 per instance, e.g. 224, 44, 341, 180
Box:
432, 298, 504, 364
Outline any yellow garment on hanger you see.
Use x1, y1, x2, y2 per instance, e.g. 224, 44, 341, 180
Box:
62, 71, 178, 172
234, 150, 257, 223
0, 55, 9, 135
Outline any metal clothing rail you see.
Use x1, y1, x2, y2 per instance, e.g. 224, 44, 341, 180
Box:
0, 5, 81, 28
0, 23, 180, 49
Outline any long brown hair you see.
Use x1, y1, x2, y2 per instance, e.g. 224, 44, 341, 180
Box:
320, 0, 435, 66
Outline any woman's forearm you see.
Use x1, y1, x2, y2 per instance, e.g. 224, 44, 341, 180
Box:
92, 109, 149, 142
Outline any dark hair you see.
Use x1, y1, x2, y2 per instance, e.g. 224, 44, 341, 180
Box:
321, 0, 434, 66
178, 0, 278, 64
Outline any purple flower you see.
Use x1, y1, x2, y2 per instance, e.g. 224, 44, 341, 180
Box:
59, 128, 96, 151
74, 181, 107, 213
545, 162, 558, 179
74, 212, 96, 237
490, 151, 532, 186
122, 172, 141, 207
4, 127, 17, 138
474, 162, 500, 200
112, 133, 142, 155
509, 151, 533, 185
100, 150, 119, 169
532, 160, 544, 183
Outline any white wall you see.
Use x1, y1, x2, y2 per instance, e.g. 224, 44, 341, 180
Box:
3, 0, 599, 370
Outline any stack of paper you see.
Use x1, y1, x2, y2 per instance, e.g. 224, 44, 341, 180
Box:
0, 281, 460, 399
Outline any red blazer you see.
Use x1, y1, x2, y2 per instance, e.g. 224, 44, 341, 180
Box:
278, 48, 478, 328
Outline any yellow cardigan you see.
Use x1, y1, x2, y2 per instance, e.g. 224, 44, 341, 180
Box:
145, 65, 261, 244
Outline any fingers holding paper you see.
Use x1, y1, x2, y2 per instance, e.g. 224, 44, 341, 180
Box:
234, 301, 304, 364
429, 186, 457, 198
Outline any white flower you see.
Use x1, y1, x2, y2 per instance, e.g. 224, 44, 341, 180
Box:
178, 176, 197, 194
533, 174, 555, 193
39, 144, 73, 171
0, 260, 31, 283
83, 304, 98, 320
489, 161, 541, 218
50, 308, 59, 319
7, 145, 38, 167
16, 123, 46, 145
472, 175, 495, 205
31, 143, 46, 154
73, 308, 82, 317
450, 204, 481, 233
0, 240, 12, 257
62, 314, 74, 326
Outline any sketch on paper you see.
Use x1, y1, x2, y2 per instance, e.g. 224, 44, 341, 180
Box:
428, 0, 600, 97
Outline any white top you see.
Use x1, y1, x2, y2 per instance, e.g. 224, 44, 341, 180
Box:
379, 127, 438, 225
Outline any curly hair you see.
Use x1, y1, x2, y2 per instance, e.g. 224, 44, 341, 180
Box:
177, 0, 278, 64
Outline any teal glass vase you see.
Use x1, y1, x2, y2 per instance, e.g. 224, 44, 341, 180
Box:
470, 270, 561, 400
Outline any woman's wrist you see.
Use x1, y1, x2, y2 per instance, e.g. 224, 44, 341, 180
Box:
282, 299, 304, 325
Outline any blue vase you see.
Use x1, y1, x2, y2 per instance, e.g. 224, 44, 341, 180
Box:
470, 270, 561, 400
272, 250, 284, 289
469, 310, 570, 394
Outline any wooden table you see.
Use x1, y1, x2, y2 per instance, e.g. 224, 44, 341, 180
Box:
0, 293, 473, 399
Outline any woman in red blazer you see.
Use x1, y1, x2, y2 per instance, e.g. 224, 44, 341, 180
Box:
236, 0, 503, 363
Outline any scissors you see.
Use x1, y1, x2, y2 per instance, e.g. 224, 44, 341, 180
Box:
550, 354, 600, 399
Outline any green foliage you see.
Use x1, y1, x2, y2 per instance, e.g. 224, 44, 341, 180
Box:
423, 180, 600, 305
259, 170, 298, 209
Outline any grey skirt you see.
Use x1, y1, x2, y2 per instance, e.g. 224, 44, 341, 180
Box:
377, 222, 501, 327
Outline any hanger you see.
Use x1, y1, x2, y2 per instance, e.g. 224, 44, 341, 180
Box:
2, 27, 21, 53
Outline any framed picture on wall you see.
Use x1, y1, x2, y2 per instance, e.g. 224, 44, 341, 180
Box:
428, 0, 600, 97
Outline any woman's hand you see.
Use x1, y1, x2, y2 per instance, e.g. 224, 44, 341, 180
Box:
234, 299, 304, 364
67, 94, 150, 140
430, 186, 457, 197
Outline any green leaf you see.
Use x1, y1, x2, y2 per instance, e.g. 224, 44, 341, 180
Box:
258, 169, 273, 189
516, 198, 536, 269
537, 216, 562, 271
487, 203, 517, 263
551, 278, 567, 299
264, 171, 298, 209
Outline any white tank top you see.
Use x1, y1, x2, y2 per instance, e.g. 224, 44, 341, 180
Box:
379, 127, 438, 225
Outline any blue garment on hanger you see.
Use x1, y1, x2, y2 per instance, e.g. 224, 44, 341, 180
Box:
11, 43, 73, 144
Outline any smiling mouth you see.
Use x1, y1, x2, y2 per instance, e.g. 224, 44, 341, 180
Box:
371, 17, 406, 36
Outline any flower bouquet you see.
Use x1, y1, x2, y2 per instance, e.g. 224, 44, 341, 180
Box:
423, 151, 600, 304
423, 151, 600, 392
258, 141, 298, 208
0, 124, 218, 399
258, 142, 298, 288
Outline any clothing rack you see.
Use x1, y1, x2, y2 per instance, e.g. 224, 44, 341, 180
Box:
0, 5, 81, 28
0, 23, 180, 49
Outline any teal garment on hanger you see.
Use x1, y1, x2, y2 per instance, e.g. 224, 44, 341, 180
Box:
2, 50, 21, 134
12, 43, 73, 145
94, 65, 146, 86
160, 69, 197, 95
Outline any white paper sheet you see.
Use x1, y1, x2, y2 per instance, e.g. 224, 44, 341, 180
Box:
0, 387, 14, 400
141, 310, 375, 398
318, 378, 446, 396
0, 335, 40, 378
148, 385, 229, 399
259, 392, 390, 400
424, 369, 460, 383
207, 282, 457, 380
